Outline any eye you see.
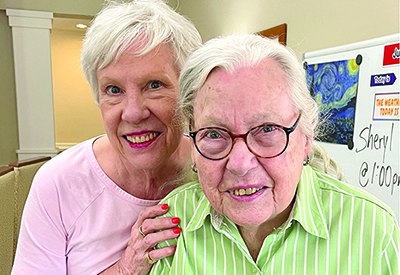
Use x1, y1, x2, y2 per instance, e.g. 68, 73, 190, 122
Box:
207, 130, 221, 139
148, 81, 162, 89
262, 125, 275, 133
106, 85, 122, 95
198, 129, 226, 140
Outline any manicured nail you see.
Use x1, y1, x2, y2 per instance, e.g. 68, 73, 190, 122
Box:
173, 246, 177, 251
173, 227, 181, 234
161, 204, 168, 210
171, 217, 180, 224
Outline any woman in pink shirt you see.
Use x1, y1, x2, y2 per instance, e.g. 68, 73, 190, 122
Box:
11, 1, 201, 274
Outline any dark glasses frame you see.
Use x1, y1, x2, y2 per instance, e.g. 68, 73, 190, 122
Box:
189, 113, 302, 160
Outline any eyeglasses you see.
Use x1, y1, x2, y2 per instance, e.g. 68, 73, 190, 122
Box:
189, 114, 301, 160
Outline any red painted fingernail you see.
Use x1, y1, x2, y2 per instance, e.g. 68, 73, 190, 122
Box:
173, 227, 181, 234
171, 217, 180, 224
173, 246, 177, 251
161, 204, 168, 210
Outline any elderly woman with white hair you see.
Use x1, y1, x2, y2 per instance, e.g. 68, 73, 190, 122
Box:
149, 34, 399, 274
11, 1, 201, 274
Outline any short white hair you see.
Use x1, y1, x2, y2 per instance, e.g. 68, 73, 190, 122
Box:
81, 0, 202, 105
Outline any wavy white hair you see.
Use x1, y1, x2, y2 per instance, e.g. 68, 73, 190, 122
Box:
179, 34, 344, 180
81, 0, 202, 105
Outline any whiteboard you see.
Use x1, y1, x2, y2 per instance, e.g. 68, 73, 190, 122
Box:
304, 34, 400, 222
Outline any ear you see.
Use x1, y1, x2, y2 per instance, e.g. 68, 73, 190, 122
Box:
304, 135, 313, 159
191, 145, 196, 164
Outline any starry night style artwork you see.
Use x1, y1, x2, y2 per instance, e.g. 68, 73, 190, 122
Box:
306, 59, 360, 145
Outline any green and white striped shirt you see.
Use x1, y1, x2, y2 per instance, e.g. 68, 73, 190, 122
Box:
150, 166, 399, 275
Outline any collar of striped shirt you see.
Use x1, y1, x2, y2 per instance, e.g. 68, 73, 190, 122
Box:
183, 165, 330, 239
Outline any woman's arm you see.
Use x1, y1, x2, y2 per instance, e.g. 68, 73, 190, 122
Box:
11, 172, 68, 274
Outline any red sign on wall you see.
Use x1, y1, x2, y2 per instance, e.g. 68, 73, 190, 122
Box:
383, 43, 400, 66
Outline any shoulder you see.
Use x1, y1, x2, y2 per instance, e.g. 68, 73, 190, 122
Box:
35, 137, 102, 185
311, 168, 399, 253
153, 181, 208, 270
312, 167, 397, 221
37, 138, 94, 176
163, 180, 202, 201
30, 137, 105, 221
161, 180, 204, 207
159, 180, 206, 223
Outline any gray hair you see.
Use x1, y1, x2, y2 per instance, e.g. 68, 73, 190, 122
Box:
81, 0, 202, 105
180, 34, 344, 180
180, 33, 318, 139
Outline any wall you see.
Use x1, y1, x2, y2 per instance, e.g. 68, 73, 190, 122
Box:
0, 0, 103, 15
0, 10, 18, 165
0, 0, 104, 164
175, 0, 399, 60
51, 29, 104, 147
0, 0, 398, 164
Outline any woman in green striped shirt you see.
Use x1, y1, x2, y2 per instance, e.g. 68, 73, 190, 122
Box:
148, 34, 399, 275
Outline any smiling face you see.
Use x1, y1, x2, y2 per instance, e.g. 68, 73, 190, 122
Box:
192, 58, 312, 229
97, 43, 183, 170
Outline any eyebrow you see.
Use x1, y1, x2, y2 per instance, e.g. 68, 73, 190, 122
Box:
247, 113, 285, 126
194, 113, 287, 131
194, 116, 230, 129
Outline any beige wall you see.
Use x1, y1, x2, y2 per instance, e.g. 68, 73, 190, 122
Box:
176, 0, 399, 59
0, 0, 103, 15
37, 0, 400, 148
0, 10, 18, 165
0, 0, 398, 165
51, 29, 105, 147
0, 0, 103, 165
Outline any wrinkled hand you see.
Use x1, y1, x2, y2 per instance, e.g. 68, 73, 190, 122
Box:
100, 204, 180, 275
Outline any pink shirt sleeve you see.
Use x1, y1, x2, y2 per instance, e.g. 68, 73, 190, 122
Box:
12, 163, 68, 274
11, 137, 160, 274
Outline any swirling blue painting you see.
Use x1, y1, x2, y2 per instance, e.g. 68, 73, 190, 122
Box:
306, 59, 359, 145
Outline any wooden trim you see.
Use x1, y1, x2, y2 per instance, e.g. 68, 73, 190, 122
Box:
0, 166, 13, 176
8, 156, 52, 168
257, 23, 287, 45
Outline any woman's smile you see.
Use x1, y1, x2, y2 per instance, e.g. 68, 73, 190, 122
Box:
123, 132, 161, 148
228, 186, 266, 196
227, 186, 269, 202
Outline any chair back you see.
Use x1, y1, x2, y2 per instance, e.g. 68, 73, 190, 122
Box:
0, 166, 16, 275
9, 156, 51, 258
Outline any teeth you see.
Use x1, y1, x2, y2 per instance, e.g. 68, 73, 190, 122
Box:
230, 187, 263, 196
125, 133, 158, 144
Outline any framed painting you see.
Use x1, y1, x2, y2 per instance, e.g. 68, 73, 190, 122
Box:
257, 23, 287, 45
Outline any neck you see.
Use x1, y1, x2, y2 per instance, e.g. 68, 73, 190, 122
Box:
238, 201, 294, 261
115, 163, 189, 200
94, 135, 193, 200
238, 224, 274, 261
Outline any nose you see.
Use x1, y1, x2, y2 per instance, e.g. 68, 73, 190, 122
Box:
121, 92, 151, 124
225, 138, 257, 177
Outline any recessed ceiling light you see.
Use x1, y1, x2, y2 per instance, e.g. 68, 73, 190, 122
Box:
76, 23, 88, 29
